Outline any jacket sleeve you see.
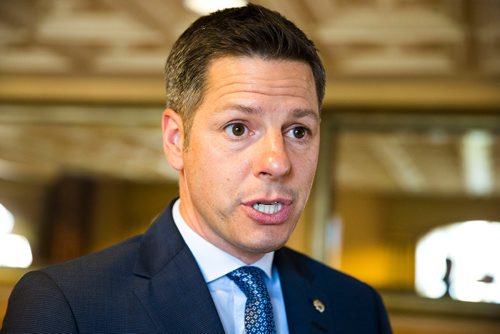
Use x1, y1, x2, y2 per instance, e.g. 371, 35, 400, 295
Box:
1, 271, 79, 334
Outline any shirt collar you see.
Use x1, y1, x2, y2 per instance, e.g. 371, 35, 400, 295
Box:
172, 199, 274, 283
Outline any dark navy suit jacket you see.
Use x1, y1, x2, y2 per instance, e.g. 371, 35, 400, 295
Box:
2, 200, 392, 333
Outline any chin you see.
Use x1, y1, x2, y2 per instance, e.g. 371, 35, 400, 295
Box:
246, 238, 288, 254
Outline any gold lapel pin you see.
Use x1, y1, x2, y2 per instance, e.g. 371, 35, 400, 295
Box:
313, 299, 325, 313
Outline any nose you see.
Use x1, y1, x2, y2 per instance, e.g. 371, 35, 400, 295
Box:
252, 130, 291, 180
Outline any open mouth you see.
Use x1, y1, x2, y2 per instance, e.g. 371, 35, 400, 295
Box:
252, 202, 283, 214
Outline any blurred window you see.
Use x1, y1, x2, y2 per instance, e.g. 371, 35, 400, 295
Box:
0, 203, 33, 268
415, 220, 500, 304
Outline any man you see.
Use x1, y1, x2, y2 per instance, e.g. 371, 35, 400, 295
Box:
2, 4, 392, 333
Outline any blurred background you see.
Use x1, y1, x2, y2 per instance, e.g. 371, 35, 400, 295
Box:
1, 0, 499, 332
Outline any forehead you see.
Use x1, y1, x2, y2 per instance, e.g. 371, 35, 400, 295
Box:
203, 56, 318, 111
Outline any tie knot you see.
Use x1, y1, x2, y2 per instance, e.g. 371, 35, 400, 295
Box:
227, 266, 267, 299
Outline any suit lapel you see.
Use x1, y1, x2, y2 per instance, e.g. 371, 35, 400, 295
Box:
132, 200, 225, 333
275, 248, 331, 334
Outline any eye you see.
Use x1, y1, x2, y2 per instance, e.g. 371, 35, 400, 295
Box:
286, 126, 309, 139
224, 122, 248, 138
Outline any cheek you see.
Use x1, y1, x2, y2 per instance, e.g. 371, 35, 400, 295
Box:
188, 146, 246, 192
212, 145, 253, 177
293, 149, 319, 177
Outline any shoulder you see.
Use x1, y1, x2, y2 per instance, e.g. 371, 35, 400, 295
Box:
6, 234, 146, 307
1, 235, 155, 333
2, 270, 80, 333
1, 237, 140, 331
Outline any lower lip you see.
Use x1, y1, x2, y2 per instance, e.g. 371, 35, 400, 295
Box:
243, 204, 292, 224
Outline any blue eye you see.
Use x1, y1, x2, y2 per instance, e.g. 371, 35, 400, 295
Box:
224, 123, 247, 137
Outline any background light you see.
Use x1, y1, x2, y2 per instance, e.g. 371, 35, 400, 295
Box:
0, 203, 33, 268
0, 234, 33, 268
184, 0, 247, 15
0, 203, 14, 234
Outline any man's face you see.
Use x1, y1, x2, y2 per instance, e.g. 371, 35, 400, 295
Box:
172, 56, 320, 263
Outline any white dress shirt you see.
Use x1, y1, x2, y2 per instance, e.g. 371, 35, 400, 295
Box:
173, 199, 289, 334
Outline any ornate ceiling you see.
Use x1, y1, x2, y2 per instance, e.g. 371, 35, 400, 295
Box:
1, 0, 499, 78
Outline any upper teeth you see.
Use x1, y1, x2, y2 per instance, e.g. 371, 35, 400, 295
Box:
253, 202, 283, 214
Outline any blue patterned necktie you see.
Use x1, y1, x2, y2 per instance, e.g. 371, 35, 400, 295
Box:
227, 266, 276, 334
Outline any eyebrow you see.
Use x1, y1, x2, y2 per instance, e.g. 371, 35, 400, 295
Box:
292, 108, 321, 122
227, 104, 320, 122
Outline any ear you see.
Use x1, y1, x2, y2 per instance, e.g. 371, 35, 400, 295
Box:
162, 108, 184, 171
